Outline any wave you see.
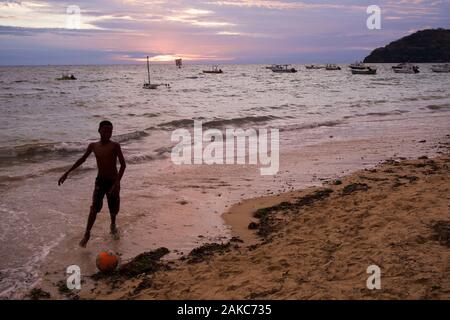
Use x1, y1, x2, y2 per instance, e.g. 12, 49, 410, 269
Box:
402, 95, 449, 102
204, 115, 279, 128
0, 130, 149, 163
157, 118, 197, 130
425, 103, 450, 111
0, 173, 39, 183
127, 150, 169, 164
85, 79, 111, 83
280, 120, 343, 132
113, 130, 148, 143
157, 115, 280, 131
363, 111, 405, 117
0, 142, 85, 161
127, 112, 160, 118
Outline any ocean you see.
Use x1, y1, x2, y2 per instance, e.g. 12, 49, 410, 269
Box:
0, 64, 449, 298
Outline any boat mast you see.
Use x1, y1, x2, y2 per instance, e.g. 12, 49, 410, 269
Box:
147, 56, 151, 84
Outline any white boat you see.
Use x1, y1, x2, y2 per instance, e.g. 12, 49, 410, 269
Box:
56, 73, 76, 81
305, 64, 325, 70
351, 66, 377, 75
203, 65, 223, 74
392, 62, 407, 70
393, 63, 419, 74
431, 64, 450, 73
349, 61, 367, 70
270, 64, 297, 73
143, 56, 159, 89
325, 64, 341, 71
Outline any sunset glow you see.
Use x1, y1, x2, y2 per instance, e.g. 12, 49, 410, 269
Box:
0, 0, 449, 65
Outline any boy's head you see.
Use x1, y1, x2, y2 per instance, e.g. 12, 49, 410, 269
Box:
98, 120, 113, 141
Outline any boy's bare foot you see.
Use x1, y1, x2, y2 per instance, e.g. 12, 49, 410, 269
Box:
110, 224, 120, 240
79, 233, 90, 248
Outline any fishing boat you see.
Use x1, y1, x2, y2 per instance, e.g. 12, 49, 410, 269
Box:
175, 58, 182, 68
143, 56, 159, 89
349, 61, 367, 70
325, 64, 341, 71
56, 72, 76, 80
305, 64, 325, 70
271, 64, 297, 73
203, 65, 223, 74
351, 66, 377, 75
393, 63, 419, 74
431, 64, 450, 73
392, 62, 407, 70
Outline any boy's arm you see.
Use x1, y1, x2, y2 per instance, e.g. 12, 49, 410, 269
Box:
115, 143, 126, 182
58, 143, 94, 185
109, 143, 126, 196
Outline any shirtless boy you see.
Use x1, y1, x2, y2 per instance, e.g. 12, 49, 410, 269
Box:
58, 120, 126, 247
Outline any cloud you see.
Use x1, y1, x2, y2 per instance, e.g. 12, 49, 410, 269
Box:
205, 0, 363, 11
0, 0, 449, 64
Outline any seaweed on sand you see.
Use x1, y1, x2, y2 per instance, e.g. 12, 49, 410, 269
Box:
118, 247, 170, 277
27, 288, 51, 300
91, 247, 170, 280
431, 221, 450, 247
186, 242, 232, 264
253, 189, 333, 238
341, 183, 369, 195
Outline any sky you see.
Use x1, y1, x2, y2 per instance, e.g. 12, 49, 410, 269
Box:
0, 0, 449, 65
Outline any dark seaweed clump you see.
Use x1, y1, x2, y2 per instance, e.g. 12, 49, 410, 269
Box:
27, 288, 51, 300
91, 247, 170, 281
253, 189, 333, 238
186, 242, 232, 264
341, 183, 369, 195
431, 221, 450, 247
118, 247, 170, 277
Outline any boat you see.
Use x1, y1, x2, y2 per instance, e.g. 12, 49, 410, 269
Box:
392, 62, 407, 70
349, 61, 367, 70
270, 64, 297, 73
431, 64, 450, 73
143, 56, 159, 89
175, 58, 182, 68
351, 66, 377, 75
393, 63, 419, 74
305, 64, 325, 70
56, 73, 76, 80
325, 64, 341, 71
203, 65, 223, 74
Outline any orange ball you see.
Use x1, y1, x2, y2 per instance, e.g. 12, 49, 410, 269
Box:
96, 251, 118, 273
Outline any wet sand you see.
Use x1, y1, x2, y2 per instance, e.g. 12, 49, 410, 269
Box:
33, 136, 450, 300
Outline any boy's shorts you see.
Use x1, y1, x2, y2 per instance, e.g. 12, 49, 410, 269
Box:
91, 176, 120, 214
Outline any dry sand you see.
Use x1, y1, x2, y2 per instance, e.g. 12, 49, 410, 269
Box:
33, 139, 450, 300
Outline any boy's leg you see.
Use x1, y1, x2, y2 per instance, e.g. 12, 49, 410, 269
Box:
107, 186, 120, 238
79, 207, 98, 247
80, 179, 104, 247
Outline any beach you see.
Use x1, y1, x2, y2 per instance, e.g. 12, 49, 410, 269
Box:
1, 64, 450, 299
29, 135, 450, 300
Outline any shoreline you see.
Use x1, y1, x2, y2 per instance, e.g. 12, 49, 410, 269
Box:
31, 135, 450, 300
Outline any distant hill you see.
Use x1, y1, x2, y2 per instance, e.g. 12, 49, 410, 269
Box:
364, 29, 450, 63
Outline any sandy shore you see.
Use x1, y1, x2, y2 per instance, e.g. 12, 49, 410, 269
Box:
30, 137, 450, 300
